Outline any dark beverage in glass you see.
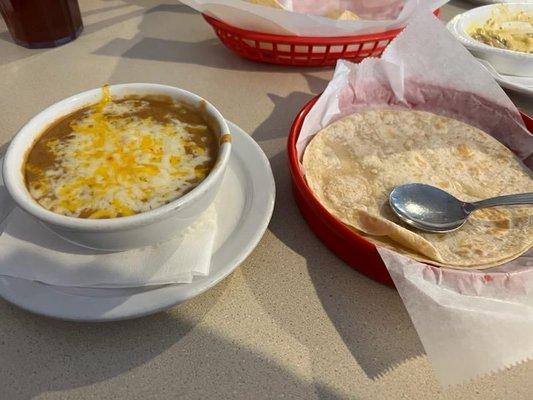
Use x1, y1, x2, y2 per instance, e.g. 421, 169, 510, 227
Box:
0, 0, 83, 48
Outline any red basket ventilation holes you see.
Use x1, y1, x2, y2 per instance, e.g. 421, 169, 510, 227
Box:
203, 11, 439, 66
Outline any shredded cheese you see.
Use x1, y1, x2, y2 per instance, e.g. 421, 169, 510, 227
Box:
27, 87, 214, 218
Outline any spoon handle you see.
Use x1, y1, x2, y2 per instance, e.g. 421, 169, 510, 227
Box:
470, 192, 533, 210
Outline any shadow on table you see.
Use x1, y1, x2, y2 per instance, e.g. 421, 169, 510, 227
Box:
0, 2, 173, 65
101, 0, 196, 12
82, 3, 196, 36
1, 2, 196, 47
252, 75, 326, 142
0, 31, 13, 44
243, 87, 426, 381
92, 4, 327, 73
448, 0, 474, 13
94, 37, 326, 73
0, 277, 339, 399
0, 142, 8, 156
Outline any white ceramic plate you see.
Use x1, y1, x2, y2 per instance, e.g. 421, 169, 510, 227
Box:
447, 4, 533, 77
0, 121, 275, 321
476, 58, 533, 96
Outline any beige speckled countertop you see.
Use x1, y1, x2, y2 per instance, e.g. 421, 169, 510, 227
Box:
0, 1, 532, 399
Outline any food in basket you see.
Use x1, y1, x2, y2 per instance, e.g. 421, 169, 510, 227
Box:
246, 0, 283, 9
468, 5, 533, 54
324, 9, 360, 21
302, 109, 533, 269
244, 0, 360, 20
24, 87, 218, 219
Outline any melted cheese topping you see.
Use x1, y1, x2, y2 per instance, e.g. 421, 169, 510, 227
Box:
27, 88, 214, 218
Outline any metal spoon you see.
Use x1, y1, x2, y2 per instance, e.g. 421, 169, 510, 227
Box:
389, 183, 533, 233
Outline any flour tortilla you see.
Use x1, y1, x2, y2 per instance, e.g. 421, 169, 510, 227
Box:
303, 109, 533, 269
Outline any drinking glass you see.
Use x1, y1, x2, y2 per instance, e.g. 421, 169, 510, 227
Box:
0, 0, 83, 48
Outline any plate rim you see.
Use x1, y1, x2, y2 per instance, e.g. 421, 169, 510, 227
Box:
0, 120, 275, 322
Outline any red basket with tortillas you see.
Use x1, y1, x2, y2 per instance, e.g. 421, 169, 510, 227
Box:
288, 97, 533, 287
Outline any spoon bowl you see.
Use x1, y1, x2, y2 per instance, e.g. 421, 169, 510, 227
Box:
389, 184, 469, 232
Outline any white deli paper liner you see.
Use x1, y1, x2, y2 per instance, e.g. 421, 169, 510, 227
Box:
180, 0, 449, 37
0, 166, 217, 288
296, 12, 533, 386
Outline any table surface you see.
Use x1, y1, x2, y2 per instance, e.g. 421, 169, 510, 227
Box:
0, 1, 532, 399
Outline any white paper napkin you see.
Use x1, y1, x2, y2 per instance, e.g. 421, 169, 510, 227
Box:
296, 11, 533, 386
0, 205, 217, 288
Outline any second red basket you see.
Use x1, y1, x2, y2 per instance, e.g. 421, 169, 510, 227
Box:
203, 11, 439, 67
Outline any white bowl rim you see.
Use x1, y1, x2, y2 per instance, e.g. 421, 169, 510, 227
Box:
451, 2, 533, 59
2, 83, 231, 232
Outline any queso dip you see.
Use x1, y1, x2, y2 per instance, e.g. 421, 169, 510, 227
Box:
469, 5, 533, 54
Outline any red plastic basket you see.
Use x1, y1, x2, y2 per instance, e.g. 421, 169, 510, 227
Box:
288, 96, 533, 287
203, 11, 439, 66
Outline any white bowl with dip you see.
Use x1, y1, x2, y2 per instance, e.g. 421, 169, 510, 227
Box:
3, 83, 231, 251
447, 3, 533, 77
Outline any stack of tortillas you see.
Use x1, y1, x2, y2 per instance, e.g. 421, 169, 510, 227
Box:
303, 109, 533, 269
245, 0, 360, 20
